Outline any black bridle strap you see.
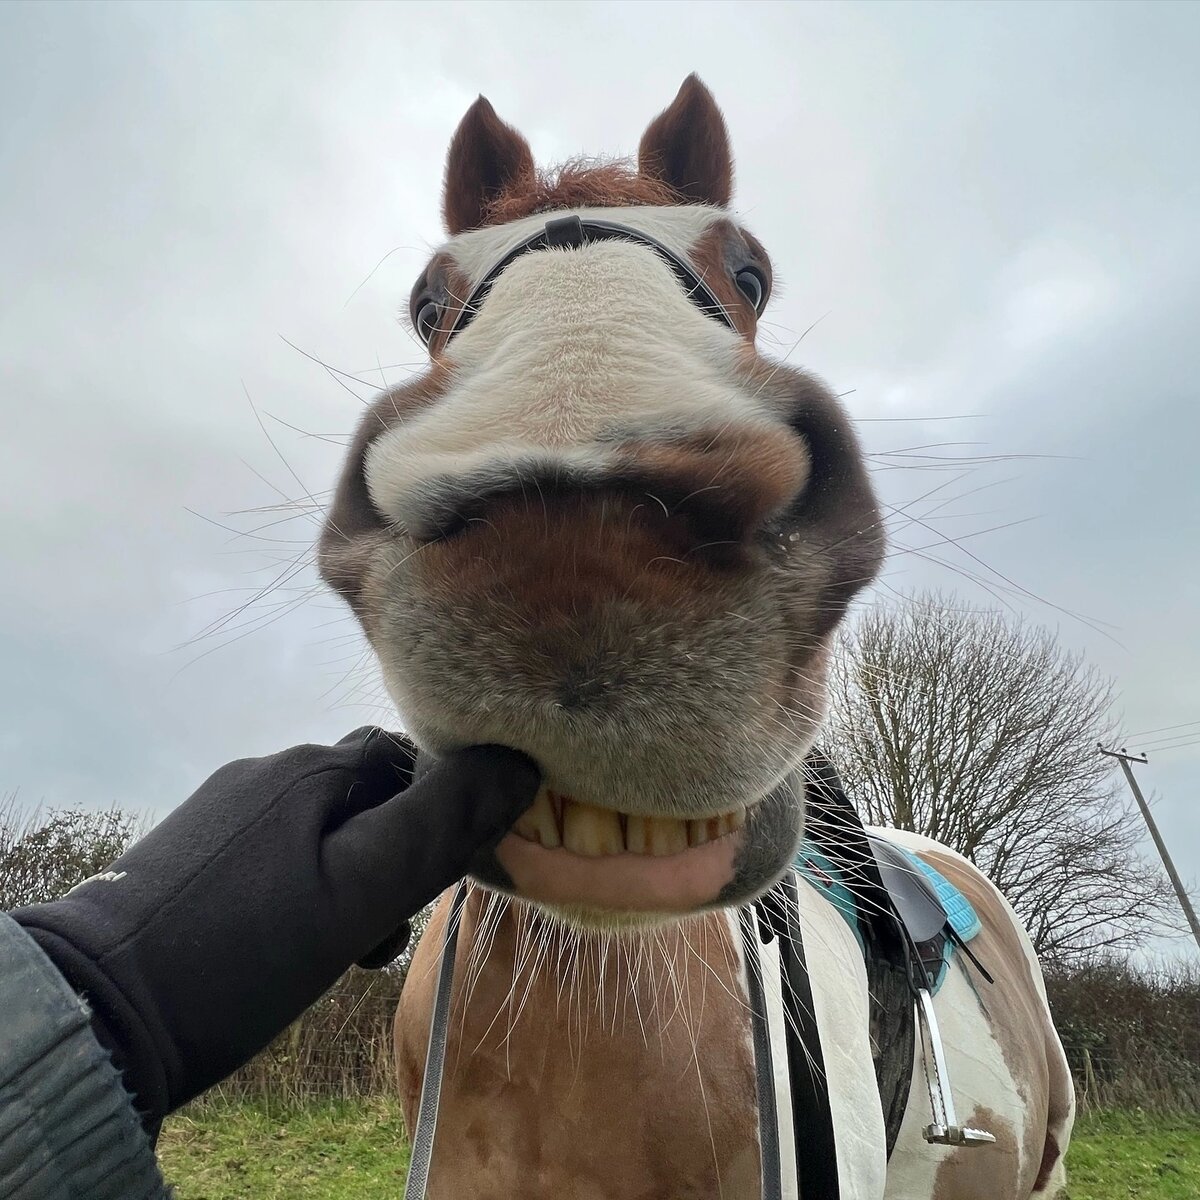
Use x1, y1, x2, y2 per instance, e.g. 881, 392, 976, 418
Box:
739, 905, 783, 1200
403, 880, 468, 1200
408, 878, 841, 1200
772, 873, 842, 1200
443, 214, 738, 346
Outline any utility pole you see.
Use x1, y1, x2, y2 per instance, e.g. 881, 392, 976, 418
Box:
1099, 745, 1200, 953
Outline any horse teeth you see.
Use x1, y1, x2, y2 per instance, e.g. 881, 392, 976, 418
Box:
520, 793, 747, 856
644, 816, 689, 857
516, 785, 561, 847
689, 811, 745, 845
562, 798, 624, 856
625, 814, 649, 854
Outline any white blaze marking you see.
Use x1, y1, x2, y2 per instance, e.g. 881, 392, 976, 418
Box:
365, 209, 786, 534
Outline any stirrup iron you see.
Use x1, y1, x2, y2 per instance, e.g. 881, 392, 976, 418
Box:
915, 988, 996, 1147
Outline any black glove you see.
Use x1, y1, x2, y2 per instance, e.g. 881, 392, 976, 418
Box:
12, 727, 538, 1129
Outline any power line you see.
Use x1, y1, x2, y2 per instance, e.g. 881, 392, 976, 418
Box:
1124, 717, 1200, 740
1147, 730, 1200, 745
1129, 734, 1200, 754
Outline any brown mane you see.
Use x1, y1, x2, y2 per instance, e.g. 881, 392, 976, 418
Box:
482, 158, 688, 227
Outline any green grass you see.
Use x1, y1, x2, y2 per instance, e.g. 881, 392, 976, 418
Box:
1063, 1110, 1200, 1200
158, 1100, 1200, 1198
158, 1098, 410, 1198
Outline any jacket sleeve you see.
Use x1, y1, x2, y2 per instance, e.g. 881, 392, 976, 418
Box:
0, 913, 170, 1200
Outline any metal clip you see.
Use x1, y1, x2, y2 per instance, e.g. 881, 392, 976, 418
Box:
915, 988, 996, 1148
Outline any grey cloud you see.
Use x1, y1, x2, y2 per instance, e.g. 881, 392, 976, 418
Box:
1, 2, 1196, 928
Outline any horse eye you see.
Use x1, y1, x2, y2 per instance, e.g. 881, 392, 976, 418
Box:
734, 267, 767, 314
415, 299, 442, 346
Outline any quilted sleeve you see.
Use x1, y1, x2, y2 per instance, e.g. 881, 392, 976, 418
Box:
0, 913, 170, 1200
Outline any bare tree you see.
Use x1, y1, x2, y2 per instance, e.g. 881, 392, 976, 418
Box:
0, 793, 145, 910
824, 593, 1179, 965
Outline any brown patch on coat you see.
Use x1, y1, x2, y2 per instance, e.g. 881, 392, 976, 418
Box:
396, 891, 760, 1199
1034, 1001, 1074, 1191
920, 850, 1074, 1198
931, 1105, 1020, 1200
688, 220, 775, 340
1032, 1131, 1061, 1191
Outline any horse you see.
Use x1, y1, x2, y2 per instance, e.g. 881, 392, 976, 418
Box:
317, 75, 1074, 1199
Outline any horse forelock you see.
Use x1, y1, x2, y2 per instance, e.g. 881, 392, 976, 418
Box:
482, 158, 689, 226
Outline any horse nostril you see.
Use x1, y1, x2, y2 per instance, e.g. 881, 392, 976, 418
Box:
608, 427, 812, 554
421, 510, 472, 545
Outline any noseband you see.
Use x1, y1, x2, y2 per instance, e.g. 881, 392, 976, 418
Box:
442, 214, 740, 346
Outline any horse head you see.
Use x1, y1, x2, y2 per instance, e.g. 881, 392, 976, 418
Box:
319, 75, 883, 926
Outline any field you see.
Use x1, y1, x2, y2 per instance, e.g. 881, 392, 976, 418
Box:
158, 1100, 1200, 1199
1065, 1110, 1200, 1200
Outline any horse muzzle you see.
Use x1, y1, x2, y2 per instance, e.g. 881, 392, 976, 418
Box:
479, 778, 809, 919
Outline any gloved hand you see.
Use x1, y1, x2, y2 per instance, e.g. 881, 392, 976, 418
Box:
12, 727, 538, 1130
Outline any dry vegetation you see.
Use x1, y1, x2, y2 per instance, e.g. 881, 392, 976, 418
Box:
0, 791, 146, 910
1047, 956, 1200, 1113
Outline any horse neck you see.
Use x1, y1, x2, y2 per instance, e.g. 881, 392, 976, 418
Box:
454, 885, 743, 1025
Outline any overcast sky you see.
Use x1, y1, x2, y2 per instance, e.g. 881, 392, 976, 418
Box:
2, 1, 1197, 951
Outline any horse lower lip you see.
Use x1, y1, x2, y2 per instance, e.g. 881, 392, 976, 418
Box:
494, 828, 745, 914
512, 786, 748, 857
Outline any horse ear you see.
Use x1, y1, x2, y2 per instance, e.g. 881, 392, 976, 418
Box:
442, 97, 535, 235
638, 74, 733, 208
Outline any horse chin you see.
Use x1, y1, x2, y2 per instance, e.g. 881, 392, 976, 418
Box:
492, 829, 743, 916
470, 775, 805, 928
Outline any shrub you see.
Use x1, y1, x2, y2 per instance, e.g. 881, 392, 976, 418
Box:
0, 793, 144, 909
1046, 955, 1200, 1113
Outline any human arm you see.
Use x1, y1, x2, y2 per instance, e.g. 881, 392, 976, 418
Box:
0, 911, 171, 1199
5, 727, 537, 1180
